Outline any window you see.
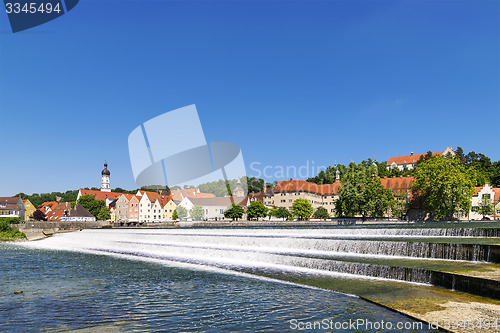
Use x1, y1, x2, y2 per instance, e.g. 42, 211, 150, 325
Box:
288, 199, 292, 202
482, 194, 491, 200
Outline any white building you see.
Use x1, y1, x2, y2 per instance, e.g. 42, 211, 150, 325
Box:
0, 197, 25, 219
469, 183, 500, 220
179, 197, 248, 220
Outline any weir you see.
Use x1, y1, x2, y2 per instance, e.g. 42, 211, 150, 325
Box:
23, 227, 500, 302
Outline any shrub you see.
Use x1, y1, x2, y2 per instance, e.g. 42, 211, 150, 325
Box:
0, 217, 20, 224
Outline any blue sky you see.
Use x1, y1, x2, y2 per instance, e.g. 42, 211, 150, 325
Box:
0, 0, 499, 196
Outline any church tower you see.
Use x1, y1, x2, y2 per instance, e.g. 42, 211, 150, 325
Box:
233, 178, 245, 197
101, 162, 111, 192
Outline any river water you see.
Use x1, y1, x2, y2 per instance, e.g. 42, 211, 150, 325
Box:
0, 229, 440, 332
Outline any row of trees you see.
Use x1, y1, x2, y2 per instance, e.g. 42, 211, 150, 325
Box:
171, 199, 331, 222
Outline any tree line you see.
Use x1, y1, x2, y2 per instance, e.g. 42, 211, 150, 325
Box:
307, 147, 500, 188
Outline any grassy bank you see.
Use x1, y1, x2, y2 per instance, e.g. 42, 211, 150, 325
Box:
0, 220, 26, 241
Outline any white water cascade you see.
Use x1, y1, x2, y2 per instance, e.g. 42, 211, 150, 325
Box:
21, 228, 499, 290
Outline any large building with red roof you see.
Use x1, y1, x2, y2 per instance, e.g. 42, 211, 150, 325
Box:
272, 178, 342, 214
387, 146, 455, 171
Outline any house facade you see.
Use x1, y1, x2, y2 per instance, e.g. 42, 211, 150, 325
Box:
272, 179, 341, 215
162, 198, 176, 221
179, 197, 247, 220
23, 199, 36, 220
469, 183, 500, 220
116, 194, 134, 223
0, 197, 25, 219
128, 195, 140, 222
60, 204, 96, 222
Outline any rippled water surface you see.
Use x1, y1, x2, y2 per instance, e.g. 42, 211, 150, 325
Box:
1, 239, 438, 332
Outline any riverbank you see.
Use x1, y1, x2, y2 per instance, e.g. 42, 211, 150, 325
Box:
0, 220, 26, 241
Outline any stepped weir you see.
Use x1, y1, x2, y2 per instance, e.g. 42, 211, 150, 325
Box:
24, 227, 500, 302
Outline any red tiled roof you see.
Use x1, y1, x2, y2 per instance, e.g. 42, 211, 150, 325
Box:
474, 184, 500, 203
0, 197, 22, 205
38, 201, 59, 210
493, 188, 500, 203
387, 152, 443, 166
52, 202, 72, 211
170, 188, 215, 202
380, 177, 415, 195
79, 190, 122, 202
187, 196, 247, 207
274, 179, 341, 196
117, 193, 136, 201
46, 210, 65, 221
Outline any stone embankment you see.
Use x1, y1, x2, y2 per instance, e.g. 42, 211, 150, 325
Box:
10, 221, 111, 241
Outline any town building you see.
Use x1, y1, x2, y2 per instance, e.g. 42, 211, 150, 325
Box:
23, 199, 36, 220
386, 146, 455, 171
232, 178, 245, 197
263, 188, 274, 206
170, 188, 215, 202
138, 192, 170, 223
59, 204, 96, 222
37, 201, 59, 214
0, 197, 25, 219
128, 195, 140, 223
179, 196, 248, 220
161, 197, 176, 221
272, 179, 341, 214
76, 189, 122, 207
42, 202, 95, 222
115, 194, 135, 223
469, 183, 500, 220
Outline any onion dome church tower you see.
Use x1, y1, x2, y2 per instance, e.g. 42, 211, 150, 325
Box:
101, 162, 111, 192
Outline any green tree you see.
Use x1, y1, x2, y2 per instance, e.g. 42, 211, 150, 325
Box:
172, 210, 178, 220
175, 206, 188, 220
269, 207, 291, 221
246, 201, 268, 220
97, 206, 111, 220
77, 194, 105, 218
335, 162, 395, 218
33, 210, 46, 221
224, 202, 244, 221
292, 198, 313, 220
478, 198, 494, 218
312, 206, 330, 220
413, 156, 476, 221
189, 205, 204, 221
334, 162, 365, 217
245, 177, 265, 193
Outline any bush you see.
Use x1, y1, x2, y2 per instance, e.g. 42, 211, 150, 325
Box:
0, 217, 20, 224
0, 220, 11, 232
0, 220, 26, 240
